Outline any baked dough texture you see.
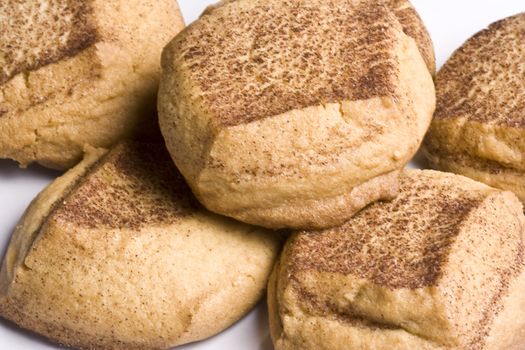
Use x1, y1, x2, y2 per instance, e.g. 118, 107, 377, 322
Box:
269, 170, 525, 350
423, 13, 525, 202
202, 0, 435, 74
0, 141, 281, 350
0, 0, 184, 170
159, 0, 436, 229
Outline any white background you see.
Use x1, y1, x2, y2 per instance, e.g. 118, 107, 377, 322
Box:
0, 1, 523, 349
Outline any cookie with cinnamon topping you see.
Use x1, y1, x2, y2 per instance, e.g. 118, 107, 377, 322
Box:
159, 0, 435, 229
0, 141, 281, 349
269, 170, 525, 349
0, 0, 184, 169
424, 13, 525, 203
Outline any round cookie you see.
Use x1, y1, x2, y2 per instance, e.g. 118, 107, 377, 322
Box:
0, 0, 184, 170
269, 170, 525, 350
159, 0, 436, 230
0, 141, 281, 349
423, 13, 525, 202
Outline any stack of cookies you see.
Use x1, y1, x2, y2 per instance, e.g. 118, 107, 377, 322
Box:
1, 1, 524, 349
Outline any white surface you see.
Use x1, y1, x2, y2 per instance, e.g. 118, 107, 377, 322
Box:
0, 1, 524, 349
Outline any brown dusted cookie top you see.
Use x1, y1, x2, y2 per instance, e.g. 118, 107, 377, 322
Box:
386, 0, 435, 73
435, 13, 525, 127
202, 0, 435, 74
171, 0, 406, 127
54, 142, 199, 229
287, 171, 488, 289
0, 0, 97, 85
